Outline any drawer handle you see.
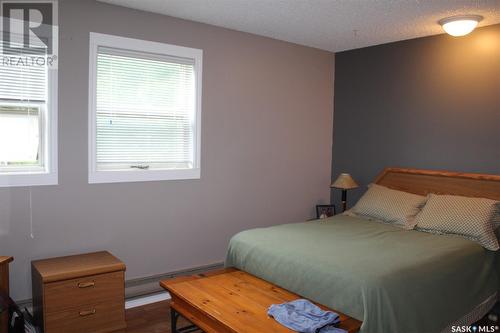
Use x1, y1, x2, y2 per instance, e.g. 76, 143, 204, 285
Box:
79, 309, 96, 317
77, 281, 95, 288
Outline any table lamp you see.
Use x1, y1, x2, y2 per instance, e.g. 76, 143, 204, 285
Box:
331, 173, 359, 212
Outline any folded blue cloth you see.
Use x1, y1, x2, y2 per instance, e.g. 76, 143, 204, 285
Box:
268, 299, 347, 333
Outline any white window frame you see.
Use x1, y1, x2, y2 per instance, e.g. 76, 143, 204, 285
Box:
88, 32, 202, 184
0, 68, 58, 187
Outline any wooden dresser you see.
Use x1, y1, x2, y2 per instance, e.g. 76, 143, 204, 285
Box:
0, 256, 13, 333
32, 251, 126, 333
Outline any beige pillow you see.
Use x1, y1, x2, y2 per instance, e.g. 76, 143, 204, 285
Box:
493, 203, 500, 229
415, 194, 499, 251
350, 184, 427, 229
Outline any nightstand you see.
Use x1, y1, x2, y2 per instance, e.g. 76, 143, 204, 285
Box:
32, 251, 126, 333
0, 256, 13, 333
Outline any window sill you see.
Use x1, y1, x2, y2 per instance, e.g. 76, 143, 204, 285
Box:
88, 168, 201, 184
0, 172, 58, 187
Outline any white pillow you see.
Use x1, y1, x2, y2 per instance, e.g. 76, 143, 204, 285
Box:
415, 194, 499, 251
349, 184, 427, 229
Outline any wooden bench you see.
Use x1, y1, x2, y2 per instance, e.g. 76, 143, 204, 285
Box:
160, 268, 362, 333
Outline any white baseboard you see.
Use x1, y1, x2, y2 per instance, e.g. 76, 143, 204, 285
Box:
125, 292, 171, 309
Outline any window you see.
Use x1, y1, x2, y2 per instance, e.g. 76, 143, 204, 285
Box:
0, 44, 58, 187
88, 33, 202, 184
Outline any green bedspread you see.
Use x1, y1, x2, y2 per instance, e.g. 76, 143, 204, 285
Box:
225, 215, 498, 333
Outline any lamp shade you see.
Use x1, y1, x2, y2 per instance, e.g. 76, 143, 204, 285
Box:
330, 173, 358, 189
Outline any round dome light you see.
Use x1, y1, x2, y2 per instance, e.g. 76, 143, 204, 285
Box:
439, 15, 483, 37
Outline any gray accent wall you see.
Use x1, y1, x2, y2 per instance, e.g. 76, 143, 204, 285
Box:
332, 24, 500, 208
0, 0, 334, 300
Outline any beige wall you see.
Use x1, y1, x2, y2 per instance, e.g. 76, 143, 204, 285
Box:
0, 0, 334, 300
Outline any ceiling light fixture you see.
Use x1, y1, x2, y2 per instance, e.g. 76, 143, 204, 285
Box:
439, 15, 483, 37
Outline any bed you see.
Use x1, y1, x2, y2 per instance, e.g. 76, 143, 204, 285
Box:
225, 168, 500, 333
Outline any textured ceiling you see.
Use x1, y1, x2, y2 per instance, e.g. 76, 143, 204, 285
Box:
98, 0, 500, 52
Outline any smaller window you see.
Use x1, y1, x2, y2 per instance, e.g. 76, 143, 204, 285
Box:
0, 42, 58, 187
88, 33, 202, 184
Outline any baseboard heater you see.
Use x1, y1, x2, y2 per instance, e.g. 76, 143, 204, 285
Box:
125, 262, 224, 299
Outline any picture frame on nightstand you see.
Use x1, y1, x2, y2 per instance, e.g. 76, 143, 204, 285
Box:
316, 204, 336, 219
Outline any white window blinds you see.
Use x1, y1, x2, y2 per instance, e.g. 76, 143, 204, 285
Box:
95, 47, 196, 171
0, 62, 47, 101
0, 44, 47, 169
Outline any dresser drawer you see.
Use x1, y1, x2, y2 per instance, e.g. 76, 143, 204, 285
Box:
44, 271, 124, 313
45, 300, 126, 333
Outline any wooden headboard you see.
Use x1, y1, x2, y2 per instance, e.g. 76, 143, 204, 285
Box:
374, 168, 500, 201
